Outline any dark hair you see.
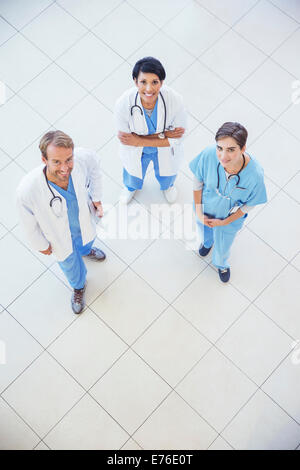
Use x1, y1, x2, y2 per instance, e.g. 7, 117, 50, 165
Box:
215, 122, 248, 149
132, 57, 166, 81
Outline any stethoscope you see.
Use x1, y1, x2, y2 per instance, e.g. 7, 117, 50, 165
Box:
43, 167, 63, 217
216, 154, 246, 200
130, 91, 174, 133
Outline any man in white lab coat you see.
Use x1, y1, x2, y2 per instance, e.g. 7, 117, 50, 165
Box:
16, 130, 106, 314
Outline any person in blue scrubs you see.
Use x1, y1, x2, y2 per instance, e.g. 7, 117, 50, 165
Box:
190, 122, 267, 282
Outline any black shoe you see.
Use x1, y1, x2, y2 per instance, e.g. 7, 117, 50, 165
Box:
71, 285, 86, 314
198, 244, 212, 257
218, 268, 230, 283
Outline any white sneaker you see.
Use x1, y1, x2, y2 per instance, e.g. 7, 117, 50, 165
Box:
163, 185, 177, 203
119, 187, 136, 204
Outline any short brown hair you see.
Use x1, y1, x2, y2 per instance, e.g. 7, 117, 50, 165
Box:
39, 130, 74, 158
215, 122, 248, 149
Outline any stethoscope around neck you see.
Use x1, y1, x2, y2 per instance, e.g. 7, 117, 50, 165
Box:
216, 153, 246, 200
130, 91, 174, 133
43, 166, 63, 217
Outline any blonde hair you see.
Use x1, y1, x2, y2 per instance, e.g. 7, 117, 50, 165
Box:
39, 130, 74, 158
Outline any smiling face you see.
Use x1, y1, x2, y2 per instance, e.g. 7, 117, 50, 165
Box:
216, 136, 246, 170
42, 144, 74, 186
134, 72, 163, 108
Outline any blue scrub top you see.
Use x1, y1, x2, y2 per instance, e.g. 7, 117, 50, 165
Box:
189, 145, 267, 219
142, 99, 158, 155
49, 176, 84, 249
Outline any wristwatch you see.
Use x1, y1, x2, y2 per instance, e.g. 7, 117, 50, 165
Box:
158, 132, 165, 139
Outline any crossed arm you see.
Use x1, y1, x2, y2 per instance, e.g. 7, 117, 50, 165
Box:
117, 127, 185, 147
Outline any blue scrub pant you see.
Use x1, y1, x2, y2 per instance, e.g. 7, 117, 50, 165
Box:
123, 152, 176, 191
58, 239, 94, 290
197, 219, 241, 270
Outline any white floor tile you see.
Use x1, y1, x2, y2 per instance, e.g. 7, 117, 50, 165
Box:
0, 397, 40, 450
54, 94, 115, 150
0, 311, 43, 393
93, 3, 157, 59
121, 438, 143, 450
164, 2, 228, 58
131, 238, 206, 303
177, 347, 257, 432
133, 392, 217, 450
92, 61, 133, 113
0, 17, 16, 46
270, 0, 300, 22
0, 233, 46, 308
15, 133, 51, 173
0, 162, 25, 229
48, 309, 127, 390
277, 102, 300, 142
57, 0, 123, 29
255, 264, 300, 340
127, 30, 195, 85
244, 176, 281, 226
196, 0, 258, 26
208, 436, 233, 450
238, 59, 295, 119
2, 352, 85, 437
90, 349, 170, 434
128, 0, 191, 28
263, 353, 300, 423
229, 228, 287, 301
172, 61, 232, 122
90, 268, 167, 345
174, 266, 250, 343
272, 29, 300, 79
0, 149, 11, 171
7, 270, 76, 348
249, 191, 300, 261
19, 63, 87, 124
284, 172, 300, 203
201, 29, 266, 88
133, 307, 211, 386
34, 441, 49, 450
98, 137, 124, 186
181, 124, 214, 180
57, 32, 123, 91
44, 394, 128, 450
249, 122, 300, 188
101, 173, 122, 208
0, 0, 53, 30
0, 33, 50, 93
233, 0, 298, 55
22, 3, 86, 60
217, 305, 292, 385
202, 91, 272, 146
291, 252, 300, 271
0, 223, 7, 240
0, 95, 49, 158
222, 389, 300, 450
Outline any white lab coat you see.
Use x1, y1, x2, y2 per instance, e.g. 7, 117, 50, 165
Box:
115, 85, 187, 178
16, 148, 103, 262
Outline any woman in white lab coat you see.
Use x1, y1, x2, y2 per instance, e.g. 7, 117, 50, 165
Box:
115, 57, 187, 204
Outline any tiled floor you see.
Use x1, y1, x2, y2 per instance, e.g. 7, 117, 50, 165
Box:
0, 0, 300, 450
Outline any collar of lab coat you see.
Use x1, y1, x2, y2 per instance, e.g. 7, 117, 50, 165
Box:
131, 89, 166, 135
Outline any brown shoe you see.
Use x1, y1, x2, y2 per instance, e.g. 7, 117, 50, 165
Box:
71, 285, 86, 314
